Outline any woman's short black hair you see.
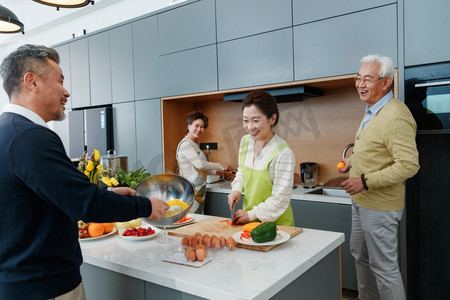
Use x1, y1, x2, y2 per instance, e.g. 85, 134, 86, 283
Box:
185, 110, 209, 133
242, 90, 279, 126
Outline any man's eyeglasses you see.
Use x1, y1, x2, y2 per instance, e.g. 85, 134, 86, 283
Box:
354, 76, 384, 85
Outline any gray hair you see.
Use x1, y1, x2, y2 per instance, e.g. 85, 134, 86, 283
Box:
360, 54, 394, 84
0, 44, 60, 98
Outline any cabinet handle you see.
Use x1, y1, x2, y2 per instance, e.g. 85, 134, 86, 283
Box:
415, 80, 450, 88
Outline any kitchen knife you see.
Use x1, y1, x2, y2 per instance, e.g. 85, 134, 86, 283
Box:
230, 202, 236, 221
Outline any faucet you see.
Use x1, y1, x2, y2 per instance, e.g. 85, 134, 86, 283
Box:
342, 143, 354, 158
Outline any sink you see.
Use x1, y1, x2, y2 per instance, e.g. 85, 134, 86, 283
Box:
305, 187, 350, 197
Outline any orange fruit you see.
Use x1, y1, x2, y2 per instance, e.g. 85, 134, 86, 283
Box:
102, 223, 115, 234
88, 223, 105, 237
337, 161, 346, 169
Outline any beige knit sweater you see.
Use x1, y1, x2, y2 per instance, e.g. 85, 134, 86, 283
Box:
349, 98, 420, 211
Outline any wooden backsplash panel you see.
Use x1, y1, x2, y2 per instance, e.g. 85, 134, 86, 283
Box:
163, 86, 366, 186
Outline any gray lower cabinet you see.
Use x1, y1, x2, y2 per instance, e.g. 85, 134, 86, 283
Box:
159, 45, 218, 97
135, 99, 163, 175
215, 0, 292, 42
204, 191, 243, 217
404, 0, 450, 66
290, 200, 357, 291
110, 24, 134, 103
54, 44, 72, 107
157, 0, 216, 55
81, 263, 146, 300
113, 102, 137, 171
205, 191, 357, 291
293, 0, 395, 25
132, 16, 160, 100
218, 28, 293, 90
89, 31, 112, 106
69, 38, 90, 108
294, 5, 397, 80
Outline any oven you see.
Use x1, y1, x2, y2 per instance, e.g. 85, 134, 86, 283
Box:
405, 61, 450, 131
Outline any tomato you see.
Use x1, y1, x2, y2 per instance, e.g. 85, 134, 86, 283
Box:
122, 227, 155, 237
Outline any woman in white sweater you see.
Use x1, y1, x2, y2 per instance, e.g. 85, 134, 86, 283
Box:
228, 90, 295, 226
176, 111, 231, 213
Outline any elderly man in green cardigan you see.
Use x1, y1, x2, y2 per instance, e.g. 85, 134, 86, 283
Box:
339, 54, 419, 300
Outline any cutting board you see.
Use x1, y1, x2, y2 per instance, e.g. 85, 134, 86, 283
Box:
168, 216, 303, 252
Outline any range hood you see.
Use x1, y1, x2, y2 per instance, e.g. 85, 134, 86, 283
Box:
223, 86, 323, 103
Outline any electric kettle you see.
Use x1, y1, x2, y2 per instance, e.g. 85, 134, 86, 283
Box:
300, 162, 318, 188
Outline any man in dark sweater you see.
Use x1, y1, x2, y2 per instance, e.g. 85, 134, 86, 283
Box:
0, 45, 169, 299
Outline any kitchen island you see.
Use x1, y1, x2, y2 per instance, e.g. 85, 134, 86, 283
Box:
80, 214, 344, 300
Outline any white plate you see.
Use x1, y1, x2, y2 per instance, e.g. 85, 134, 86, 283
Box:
163, 250, 212, 268
159, 214, 195, 229
79, 227, 117, 241
232, 230, 290, 246
118, 225, 161, 241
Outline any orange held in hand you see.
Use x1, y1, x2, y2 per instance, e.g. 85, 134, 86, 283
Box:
337, 161, 346, 169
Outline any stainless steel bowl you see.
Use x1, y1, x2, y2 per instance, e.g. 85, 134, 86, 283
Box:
134, 174, 195, 227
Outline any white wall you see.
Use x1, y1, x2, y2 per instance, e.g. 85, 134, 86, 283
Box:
0, 0, 178, 109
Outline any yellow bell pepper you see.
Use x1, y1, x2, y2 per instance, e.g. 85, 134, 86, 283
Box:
166, 199, 188, 210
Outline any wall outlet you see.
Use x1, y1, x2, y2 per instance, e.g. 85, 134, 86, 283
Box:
200, 142, 218, 150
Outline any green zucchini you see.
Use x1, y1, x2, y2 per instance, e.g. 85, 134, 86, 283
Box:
251, 221, 277, 243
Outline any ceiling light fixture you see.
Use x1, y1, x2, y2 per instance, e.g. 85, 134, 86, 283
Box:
0, 5, 24, 34
33, 0, 94, 10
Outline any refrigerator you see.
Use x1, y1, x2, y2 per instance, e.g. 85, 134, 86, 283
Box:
52, 106, 114, 160
404, 62, 450, 299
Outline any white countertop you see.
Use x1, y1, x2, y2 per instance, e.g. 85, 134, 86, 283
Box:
207, 181, 352, 205
80, 214, 344, 300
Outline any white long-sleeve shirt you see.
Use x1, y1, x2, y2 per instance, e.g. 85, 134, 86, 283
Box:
231, 134, 295, 222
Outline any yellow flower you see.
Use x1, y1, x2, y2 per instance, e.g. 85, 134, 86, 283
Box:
86, 160, 94, 172
93, 149, 100, 162
97, 164, 103, 170
102, 177, 112, 186
84, 170, 90, 176
110, 177, 119, 186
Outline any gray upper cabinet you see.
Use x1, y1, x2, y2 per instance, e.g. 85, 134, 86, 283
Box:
135, 99, 163, 175
69, 38, 90, 108
113, 102, 137, 171
132, 16, 160, 100
54, 44, 72, 108
405, 0, 450, 66
159, 44, 218, 97
293, 0, 396, 25
294, 5, 397, 81
216, 0, 292, 42
218, 28, 293, 90
110, 24, 134, 103
89, 31, 112, 106
158, 0, 216, 55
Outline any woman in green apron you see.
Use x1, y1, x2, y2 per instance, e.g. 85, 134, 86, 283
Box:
228, 90, 295, 226
177, 110, 231, 214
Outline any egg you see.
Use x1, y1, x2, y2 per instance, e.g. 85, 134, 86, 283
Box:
203, 237, 211, 248
202, 234, 210, 240
196, 244, 206, 251
211, 238, 221, 250
210, 235, 218, 241
196, 235, 203, 245
196, 248, 207, 262
219, 236, 226, 247
184, 247, 195, 255
189, 236, 199, 247
226, 237, 236, 250
194, 232, 202, 238
181, 236, 189, 246
185, 249, 196, 262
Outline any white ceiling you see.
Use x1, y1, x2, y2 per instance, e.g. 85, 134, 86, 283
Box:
0, 0, 109, 45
